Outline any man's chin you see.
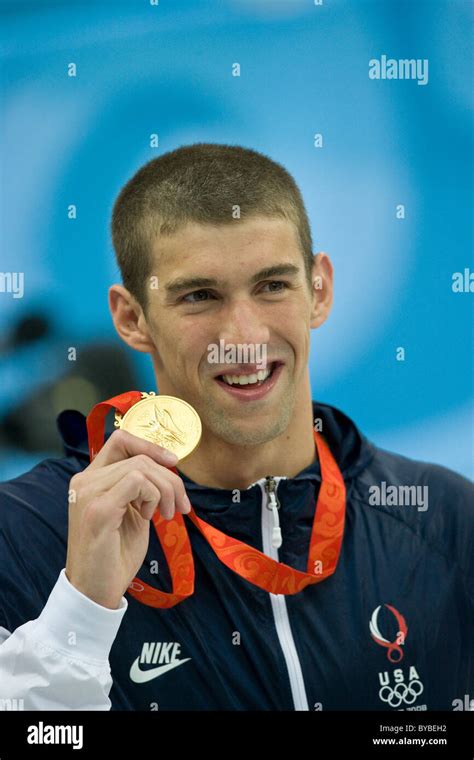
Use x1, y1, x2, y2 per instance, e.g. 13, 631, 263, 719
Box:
208, 423, 285, 448
203, 401, 292, 448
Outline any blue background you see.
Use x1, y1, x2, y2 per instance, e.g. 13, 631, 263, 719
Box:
1, 0, 472, 480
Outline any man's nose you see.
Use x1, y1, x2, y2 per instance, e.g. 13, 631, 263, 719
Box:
218, 298, 270, 346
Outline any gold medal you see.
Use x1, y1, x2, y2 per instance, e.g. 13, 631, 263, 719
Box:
114, 392, 202, 461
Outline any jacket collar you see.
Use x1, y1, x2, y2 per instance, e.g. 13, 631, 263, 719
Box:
56, 400, 375, 489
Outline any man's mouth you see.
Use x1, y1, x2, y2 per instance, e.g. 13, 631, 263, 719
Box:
213, 361, 284, 400
220, 364, 271, 385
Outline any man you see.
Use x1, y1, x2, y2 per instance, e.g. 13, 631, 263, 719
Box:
0, 143, 472, 711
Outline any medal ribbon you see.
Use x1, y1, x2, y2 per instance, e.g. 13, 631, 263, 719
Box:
86, 392, 347, 608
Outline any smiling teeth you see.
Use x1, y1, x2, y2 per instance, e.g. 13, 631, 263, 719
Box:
221, 367, 272, 386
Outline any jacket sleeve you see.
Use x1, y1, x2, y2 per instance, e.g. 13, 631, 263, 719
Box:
0, 568, 128, 711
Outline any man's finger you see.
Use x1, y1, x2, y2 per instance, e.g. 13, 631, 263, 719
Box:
88, 428, 178, 470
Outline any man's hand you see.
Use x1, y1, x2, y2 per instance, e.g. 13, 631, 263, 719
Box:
65, 429, 191, 609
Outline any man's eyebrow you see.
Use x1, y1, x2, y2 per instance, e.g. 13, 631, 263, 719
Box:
165, 263, 301, 294
249, 263, 301, 284
165, 276, 219, 294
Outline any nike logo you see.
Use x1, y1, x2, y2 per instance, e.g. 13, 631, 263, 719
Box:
130, 641, 191, 684
130, 656, 191, 683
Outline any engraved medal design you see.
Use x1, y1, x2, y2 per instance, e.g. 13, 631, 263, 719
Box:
114, 392, 202, 461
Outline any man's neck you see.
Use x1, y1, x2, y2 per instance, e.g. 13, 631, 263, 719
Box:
177, 395, 317, 491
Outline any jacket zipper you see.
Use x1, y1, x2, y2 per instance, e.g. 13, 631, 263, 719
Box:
260, 476, 309, 711
265, 476, 283, 549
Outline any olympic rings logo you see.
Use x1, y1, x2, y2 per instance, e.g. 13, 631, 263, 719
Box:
379, 679, 424, 708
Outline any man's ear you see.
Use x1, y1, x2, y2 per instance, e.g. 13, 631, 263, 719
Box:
109, 284, 155, 353
310, 252, 334, 329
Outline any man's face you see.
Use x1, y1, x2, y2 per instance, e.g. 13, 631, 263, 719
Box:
141, 217, 320, 446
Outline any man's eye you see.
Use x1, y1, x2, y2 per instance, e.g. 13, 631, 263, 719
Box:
182, 289, 214, 303
261, 281, 289, 293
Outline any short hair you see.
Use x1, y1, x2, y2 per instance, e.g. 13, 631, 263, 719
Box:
111, 142, 314, 311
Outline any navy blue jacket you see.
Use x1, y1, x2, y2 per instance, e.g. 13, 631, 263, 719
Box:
0, 401, 472, 710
